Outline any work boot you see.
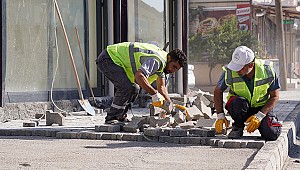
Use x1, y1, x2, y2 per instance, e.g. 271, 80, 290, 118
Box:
227, 126, 244, 139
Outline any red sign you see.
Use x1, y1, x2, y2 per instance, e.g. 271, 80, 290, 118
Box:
236, 4, 251, 30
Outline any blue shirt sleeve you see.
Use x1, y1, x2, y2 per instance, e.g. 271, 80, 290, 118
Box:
217, 71, 228, 92
268, 68, 280, 92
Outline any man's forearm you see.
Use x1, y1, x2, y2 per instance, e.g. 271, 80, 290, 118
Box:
135, 71, 156, 95
260, 97, 279, 114
260, 90, 279, 114
214, 86, 224, 113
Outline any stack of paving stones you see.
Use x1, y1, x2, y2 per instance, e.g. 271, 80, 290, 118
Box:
0, 90, 266, 150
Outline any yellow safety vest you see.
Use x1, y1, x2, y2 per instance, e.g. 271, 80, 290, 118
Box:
107, 42, 168, 84
223, 59, 275, 107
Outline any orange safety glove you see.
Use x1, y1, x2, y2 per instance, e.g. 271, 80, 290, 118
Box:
215, 113, 229, 134
245, 111, 266, 133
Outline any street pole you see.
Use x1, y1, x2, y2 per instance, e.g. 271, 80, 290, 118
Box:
275, 0, 287, 90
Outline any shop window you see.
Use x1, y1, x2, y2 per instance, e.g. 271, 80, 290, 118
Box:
5, 0, 86, 94
127, 0, 167, 48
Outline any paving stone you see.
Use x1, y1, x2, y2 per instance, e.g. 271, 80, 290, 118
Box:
179, 137, 201, 144
149, 117, 170, 127
101, 133, 117, 140
173, 110, 186, 123
143, 135, 159, 142
144, 128, 161, 137
32, 130, 46, 136
11, 130, 21, 136
0, 129, 11, 136
169, 129, 187, 137
186, 105, 203, 121
159, 136, 180, 144
35, 113, 45, 119
202, 129, 215, 137
218, 140, 242, 148
160, 128, 171, 136
149, 104, 163, 116
178, 121, 195, 129
195, 118, 216, 128
200, 137, 214, 145
123, 116, 147, 133
244, 141, 265, 149
20, 130, 32, 136
23, 122, 36, 127
45, 130, 59, 137
95, 125, 121, 132
122, 133, 143, 141
46, 110, 65, 126
77, 131, 89, 139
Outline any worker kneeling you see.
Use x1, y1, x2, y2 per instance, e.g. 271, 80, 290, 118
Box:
213, 46, 281, 141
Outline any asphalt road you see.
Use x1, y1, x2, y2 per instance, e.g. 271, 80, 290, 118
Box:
0, 136, 257, 170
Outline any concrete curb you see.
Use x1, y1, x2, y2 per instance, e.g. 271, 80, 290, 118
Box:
246, 102, 300, 170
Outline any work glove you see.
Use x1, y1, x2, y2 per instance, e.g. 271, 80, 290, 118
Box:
245, 111, 266, 133
174, 104, 190, 119
215, 113, 229, 134
151, 92, 165, 107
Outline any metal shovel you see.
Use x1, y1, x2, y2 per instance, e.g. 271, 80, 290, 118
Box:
54, 0, 95, 116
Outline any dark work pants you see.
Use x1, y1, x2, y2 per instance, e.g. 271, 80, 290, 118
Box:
226, 96, 282, 141
96, 50, 140, 120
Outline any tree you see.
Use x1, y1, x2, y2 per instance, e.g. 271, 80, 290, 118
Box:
189, 15, 260, 85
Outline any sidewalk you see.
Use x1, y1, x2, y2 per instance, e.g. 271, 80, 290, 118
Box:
0, 90, 299, 169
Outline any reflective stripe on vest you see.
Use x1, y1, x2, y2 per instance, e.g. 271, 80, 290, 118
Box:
224, 59, 275, 107
107, 42, 167, 84
129, 42, 166, 75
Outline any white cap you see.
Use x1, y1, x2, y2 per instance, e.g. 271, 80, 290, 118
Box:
227, 46, 255, 71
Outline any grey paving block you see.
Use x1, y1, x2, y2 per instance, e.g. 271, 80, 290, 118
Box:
159, 136, 180, 144
244, 141, 265, 149
122, 133, 143, 141
123, 116, 147, 133
188, 128, 215, 137
95, 125, 121, 132
178, 121, 195, 129
23, 122, 36, 127
101, 133, 117, 140
144, 128, 161, 137
0, 129, 12, 136
45, 130, 59, 137
169, 129, 187, 137
195, 118, 216, 128
180, 137, 201, 144
19, 130, 32, 136
46, 110, 65, 126
149, 117, 170, 127
143, 135, 159, 142
35, 113, 45, 119
160, 128, 171, 136
218, 140, 242, 148
186, 105, 203, 121
77, 131, 89, 139
200, 137, 214, 145
11, 130, 21, 136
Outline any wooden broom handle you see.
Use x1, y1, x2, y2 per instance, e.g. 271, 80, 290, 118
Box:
53, 0, 84, 101
75, 27, 96, 102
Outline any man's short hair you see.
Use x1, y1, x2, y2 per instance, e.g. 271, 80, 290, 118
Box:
168, 49, 187, 67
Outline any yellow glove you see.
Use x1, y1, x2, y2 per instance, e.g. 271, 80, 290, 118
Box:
215, 113, 229, 134
151, 92, 164, 107
174, 104, 189, 119
245, 111, 266, 133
